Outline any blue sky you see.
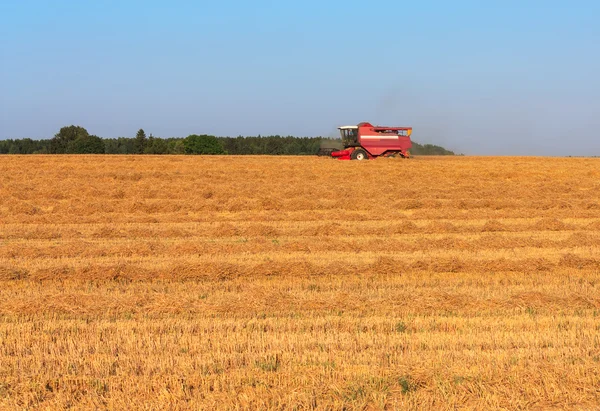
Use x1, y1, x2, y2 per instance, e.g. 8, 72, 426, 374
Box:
1, 0, 599, 155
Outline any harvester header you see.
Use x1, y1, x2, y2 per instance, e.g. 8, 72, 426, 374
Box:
331, 122, 412, 160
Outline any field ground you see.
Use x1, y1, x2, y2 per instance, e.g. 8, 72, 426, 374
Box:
1, 155, 600, 410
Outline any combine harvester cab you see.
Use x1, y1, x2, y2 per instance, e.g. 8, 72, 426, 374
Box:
331, 122, 412, 160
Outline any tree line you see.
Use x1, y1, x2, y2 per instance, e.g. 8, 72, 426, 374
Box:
0, 125, 455, 156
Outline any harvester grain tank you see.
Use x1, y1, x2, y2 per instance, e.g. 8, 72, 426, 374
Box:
331, 122, 412, 160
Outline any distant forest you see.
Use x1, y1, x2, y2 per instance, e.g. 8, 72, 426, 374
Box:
0, 125, 455, 156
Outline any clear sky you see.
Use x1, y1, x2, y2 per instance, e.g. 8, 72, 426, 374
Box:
1, 1, 599, 155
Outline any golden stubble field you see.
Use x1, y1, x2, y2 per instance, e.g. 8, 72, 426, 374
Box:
1, 155, 600, 410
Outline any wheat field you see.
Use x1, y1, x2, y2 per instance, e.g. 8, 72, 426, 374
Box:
0, 155, 599, 410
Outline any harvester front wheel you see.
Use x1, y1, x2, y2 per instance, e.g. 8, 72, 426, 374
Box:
351, 149, 368, 161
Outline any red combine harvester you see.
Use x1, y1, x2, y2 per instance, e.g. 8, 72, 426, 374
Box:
331, 122, 412, 160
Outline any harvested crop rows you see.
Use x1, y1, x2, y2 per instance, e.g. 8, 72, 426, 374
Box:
1, 155, 600, 409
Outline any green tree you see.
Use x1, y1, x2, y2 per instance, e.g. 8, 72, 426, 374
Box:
66, 135, 105, 154
183, 134, 224, 155
144, 136, 169, 154
32, 146, 49, 154
167, 139, 185, 154
103, 139, 120, 154
284, 138, 301, 155
50, 125, 89, 154
8, 144, 20, 154
265, 136, 285, 155
135, 129, 147, 154
411, 142, 455, 156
